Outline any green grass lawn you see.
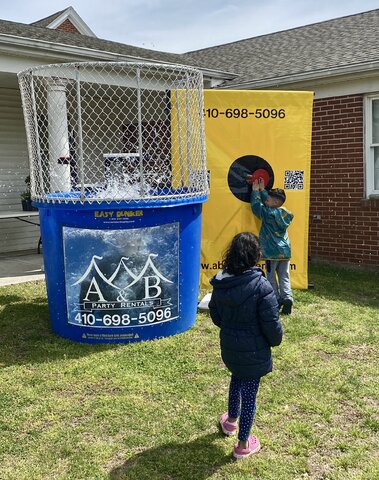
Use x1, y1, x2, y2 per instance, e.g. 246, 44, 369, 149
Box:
0, 264, 378, 480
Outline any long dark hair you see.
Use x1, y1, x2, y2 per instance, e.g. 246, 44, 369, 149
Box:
222, 232, 261, 276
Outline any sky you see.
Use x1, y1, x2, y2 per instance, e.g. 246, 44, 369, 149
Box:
1, 0, 378, 53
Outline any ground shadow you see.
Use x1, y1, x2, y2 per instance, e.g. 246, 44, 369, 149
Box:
0, 293, 24, 304
109, 433, 231, 480
0, 294, 115, 367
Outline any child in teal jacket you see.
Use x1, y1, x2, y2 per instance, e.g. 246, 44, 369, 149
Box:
249, 177, 294, 314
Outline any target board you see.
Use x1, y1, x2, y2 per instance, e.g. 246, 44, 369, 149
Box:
200, 89, 313, 289
227, 155, 274, 202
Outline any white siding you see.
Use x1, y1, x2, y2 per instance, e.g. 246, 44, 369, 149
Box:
0, 87, 41, 253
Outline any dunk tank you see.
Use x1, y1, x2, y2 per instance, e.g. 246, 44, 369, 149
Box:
18, 62, 208, 343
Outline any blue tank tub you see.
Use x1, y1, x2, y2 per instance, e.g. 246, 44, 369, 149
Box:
36, 195, 207, 343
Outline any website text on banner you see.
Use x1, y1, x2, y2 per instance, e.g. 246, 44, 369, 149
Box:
200, 90, 313, 290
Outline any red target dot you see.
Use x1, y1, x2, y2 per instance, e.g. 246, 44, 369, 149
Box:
251, 168, 270, 187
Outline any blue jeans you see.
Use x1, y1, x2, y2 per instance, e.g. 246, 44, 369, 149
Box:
266, 259, 292, 302
228, 375, 260, 441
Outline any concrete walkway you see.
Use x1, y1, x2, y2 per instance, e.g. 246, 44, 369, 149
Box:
0, 252, 45, 286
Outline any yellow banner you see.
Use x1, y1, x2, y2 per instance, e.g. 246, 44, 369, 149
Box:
200, 90, 313, 289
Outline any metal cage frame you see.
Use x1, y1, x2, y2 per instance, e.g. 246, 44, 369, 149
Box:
18, 61, 208, 205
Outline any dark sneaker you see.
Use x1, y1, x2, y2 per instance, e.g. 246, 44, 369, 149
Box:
281, 299, 293, 315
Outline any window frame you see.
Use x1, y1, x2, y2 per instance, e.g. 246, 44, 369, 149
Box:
364, 94, 379, 197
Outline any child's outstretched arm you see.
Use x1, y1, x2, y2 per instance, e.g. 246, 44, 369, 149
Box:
249, 179, 269, 220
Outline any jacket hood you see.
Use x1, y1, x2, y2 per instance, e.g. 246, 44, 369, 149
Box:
210, 267, 265, 306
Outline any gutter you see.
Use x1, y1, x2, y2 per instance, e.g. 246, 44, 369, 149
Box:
219, 60, 379, 89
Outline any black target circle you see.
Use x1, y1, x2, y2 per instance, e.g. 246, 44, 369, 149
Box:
227, 155, 274, 203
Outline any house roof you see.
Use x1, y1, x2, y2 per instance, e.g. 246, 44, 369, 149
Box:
1, 8, 378, 88
30, 9, 66, 28
31, 6, 97, 37
0, 15, 234, 83
183, 9, 379, 88
0, 17, 194, 65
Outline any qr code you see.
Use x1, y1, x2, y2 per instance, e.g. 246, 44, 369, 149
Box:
284, 170, 304, 190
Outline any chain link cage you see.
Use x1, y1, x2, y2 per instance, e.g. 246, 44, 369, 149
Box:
18, 62, 208, 204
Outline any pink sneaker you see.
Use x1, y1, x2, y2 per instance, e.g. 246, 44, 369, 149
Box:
233, 435, 261, 459
219, 412, 237, 436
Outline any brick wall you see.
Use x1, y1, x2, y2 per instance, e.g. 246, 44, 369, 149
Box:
56, 19, 81, 34
310, 94, 379, 267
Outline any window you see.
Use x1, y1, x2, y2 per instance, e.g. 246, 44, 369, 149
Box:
365, 95, 379, 197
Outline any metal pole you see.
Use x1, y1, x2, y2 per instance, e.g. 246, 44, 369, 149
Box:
175, 89, 185, 188
185, 72, 193, 191
76, 66, 85, 201
29, 74, 44, 197
196, 73, 208, 193
136, 68, 144, 196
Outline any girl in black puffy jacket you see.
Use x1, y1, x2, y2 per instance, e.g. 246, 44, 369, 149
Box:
209, 232, 282, 460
